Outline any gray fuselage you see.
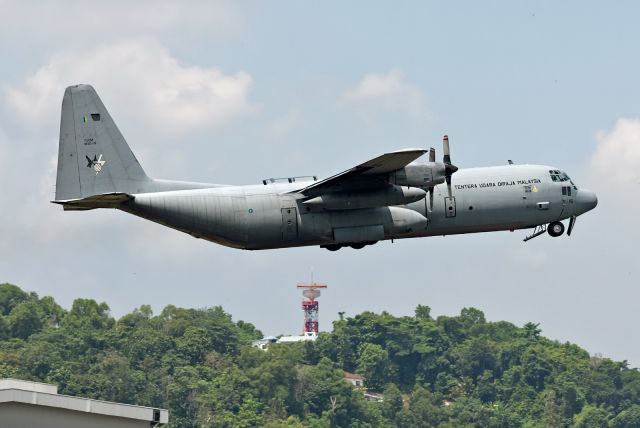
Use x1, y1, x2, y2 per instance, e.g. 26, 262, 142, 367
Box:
120, 164, 596, 250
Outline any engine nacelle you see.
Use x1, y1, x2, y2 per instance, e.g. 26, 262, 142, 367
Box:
304, 185, 426, 210
389, 163, 446, 188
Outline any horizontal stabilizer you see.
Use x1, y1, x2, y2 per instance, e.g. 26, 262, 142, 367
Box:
52, 192, 133, 211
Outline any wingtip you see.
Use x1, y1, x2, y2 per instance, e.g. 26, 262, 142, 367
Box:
393, 148, 428, 154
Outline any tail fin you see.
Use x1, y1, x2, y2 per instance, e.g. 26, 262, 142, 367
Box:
54, 84, 150, 202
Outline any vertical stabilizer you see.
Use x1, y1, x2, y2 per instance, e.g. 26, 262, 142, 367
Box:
55, 84, 150, 201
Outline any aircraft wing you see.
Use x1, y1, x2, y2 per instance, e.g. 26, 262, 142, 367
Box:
297, 149, 427, 197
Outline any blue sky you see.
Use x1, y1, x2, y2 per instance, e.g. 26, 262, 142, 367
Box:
0, 1, 638, 366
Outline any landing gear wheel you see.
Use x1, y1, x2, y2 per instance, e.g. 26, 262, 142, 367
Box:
350, 243, 365, 249
325, 244, 341, 251
547, 221, 565, 237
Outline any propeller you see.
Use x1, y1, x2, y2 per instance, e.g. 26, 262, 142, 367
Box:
442, 135, 458, 199
428, 148, 436, 209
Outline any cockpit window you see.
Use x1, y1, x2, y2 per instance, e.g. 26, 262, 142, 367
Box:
549, 170, 578, 189
549, 170, 569, 182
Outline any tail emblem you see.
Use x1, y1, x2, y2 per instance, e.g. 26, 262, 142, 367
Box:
85, 154, 106, 175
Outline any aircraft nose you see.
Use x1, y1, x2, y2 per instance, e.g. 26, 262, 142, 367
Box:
576, 189, 598, 215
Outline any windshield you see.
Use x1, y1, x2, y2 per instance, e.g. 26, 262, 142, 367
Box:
549, 170, 577, 189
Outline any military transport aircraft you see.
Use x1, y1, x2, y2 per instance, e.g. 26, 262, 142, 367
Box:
53, 85, 597, 250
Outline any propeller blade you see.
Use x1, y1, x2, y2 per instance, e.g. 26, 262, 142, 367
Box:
442, 135, 457, 198
567, 216, 577, 236
443, 135, 451, 165
429, 147, 436, 163
429, 187, 434, 210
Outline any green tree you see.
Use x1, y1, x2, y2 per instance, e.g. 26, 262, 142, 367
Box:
38, 296, 66, 327
357, 343, 391, 391
382, 383, 403, 421
400, 386, 444, 427
8, 301, 44, 339
176, 327, 211, 365
460, 307, 486, 326
0, 283, 30, 316
1, 283, 640, 428
414, 304, 432, 320
610, 404, 640, 428
453, 336, 497, 379
61, 298, 113, 331
523, 322, 542, 340
573, 405, 609, 428
0, 315, 9, 340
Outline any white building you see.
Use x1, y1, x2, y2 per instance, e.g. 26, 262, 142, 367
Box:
0, 378, 168, 428
251, 336, 278, 350
252, 333, 318, 351
276, 332, 318, 344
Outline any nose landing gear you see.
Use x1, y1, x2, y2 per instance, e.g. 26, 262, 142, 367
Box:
523, 221, 567, 242
547, 221, 565, 237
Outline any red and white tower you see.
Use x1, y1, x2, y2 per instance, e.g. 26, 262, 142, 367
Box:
296, 282, 327, 337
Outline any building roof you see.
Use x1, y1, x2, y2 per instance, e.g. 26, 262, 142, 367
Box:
0, 378, 168, 424
344, 371, 364, 380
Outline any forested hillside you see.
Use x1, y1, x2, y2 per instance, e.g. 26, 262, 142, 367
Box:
0, 283, 638, 427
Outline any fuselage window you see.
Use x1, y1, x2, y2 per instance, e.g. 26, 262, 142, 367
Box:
562, 187, 567, 196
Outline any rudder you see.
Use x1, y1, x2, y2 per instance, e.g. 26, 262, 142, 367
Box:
55, 84, 150, 201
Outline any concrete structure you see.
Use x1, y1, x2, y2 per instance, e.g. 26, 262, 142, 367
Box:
251, 336, 278, 350
342, 373, 384, 402
363, 392, 384, 402
0, 378, 168, 428
276, 334, 317, 344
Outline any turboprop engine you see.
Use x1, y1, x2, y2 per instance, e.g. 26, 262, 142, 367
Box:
303, 185, 426, 210
388, 162, 446, 188
389, 136, 459, 209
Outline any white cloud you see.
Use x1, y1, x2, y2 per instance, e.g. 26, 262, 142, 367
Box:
343, 68, 426, 121
0, 38, 258, 258
0, 1, 242, 45
4, 38, 256, 135
589, 118, 640, 188
267, 109, 302, 139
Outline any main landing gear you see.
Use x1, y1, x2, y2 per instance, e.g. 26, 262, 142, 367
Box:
322, 241, 378, 251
